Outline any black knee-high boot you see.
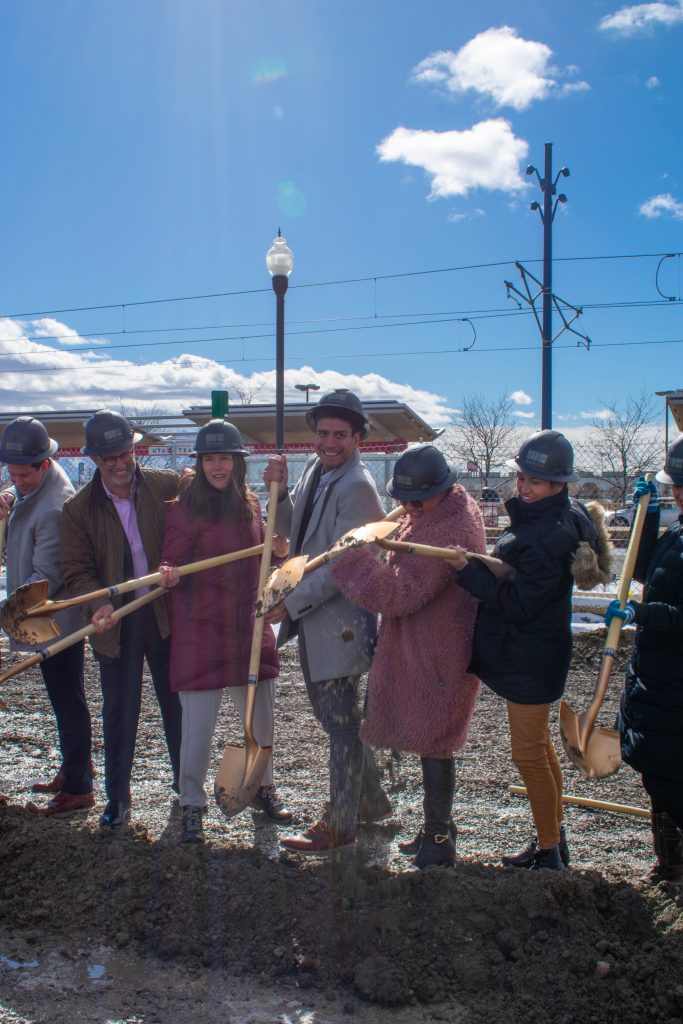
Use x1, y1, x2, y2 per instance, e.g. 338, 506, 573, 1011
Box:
411, 756, 456, 869
640, 811, 683, 884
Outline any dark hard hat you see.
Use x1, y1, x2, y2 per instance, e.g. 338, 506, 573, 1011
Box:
505, 429, 578, 483
387, 444, 458, 502
82, 410, 143, 457
0, 416, 58, 465
192, 420, 249, 457
305, 388, 370, 440
656, 435, 683, 487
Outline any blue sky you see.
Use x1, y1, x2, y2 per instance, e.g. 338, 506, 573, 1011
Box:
0, 0, 681, 436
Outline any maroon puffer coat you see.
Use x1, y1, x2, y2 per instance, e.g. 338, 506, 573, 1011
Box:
161, 501, 279, 691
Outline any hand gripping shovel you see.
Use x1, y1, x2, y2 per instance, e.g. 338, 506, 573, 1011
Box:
374, 537, 516, 581
2, 544, 265, 645
214, 481, 280, 817
255, 505, 405, 618
559, 475, 654, 779
0, 587, 166, 709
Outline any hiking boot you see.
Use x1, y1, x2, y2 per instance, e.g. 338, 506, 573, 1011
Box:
280, 820, 356, 856
180, 805, 205, 845
399, 821, 457, 857
529, 845, 566, 871
250, 785, 293, 824
31, 771, 65, 794
502, 825, 570, 868
37, 791, 95, 816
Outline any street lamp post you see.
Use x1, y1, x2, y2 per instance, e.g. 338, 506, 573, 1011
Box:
295, 382, 320, 403
265, 230, 294, 452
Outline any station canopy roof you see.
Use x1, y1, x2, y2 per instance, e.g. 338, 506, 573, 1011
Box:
656, 390, 683, 432
0, 400, 438, 456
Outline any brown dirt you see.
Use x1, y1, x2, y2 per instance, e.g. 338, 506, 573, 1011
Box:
1, 631, 682, 1024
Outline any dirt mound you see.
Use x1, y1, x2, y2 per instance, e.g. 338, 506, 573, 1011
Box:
2, 803, 682, 1021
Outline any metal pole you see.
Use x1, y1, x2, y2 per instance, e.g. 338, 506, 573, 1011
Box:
541, 142, 553, 430
272, 275, 288, 454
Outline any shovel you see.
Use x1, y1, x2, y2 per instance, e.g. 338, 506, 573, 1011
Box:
2, 544, 265, 645
214, 480, 280, 817
255, 505, 405, 618
559, 475, 654, 779
375, 537, 516, 581
0, 586, 166, 705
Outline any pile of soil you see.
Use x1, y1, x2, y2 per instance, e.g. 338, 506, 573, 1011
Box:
1, 632, 682, 1023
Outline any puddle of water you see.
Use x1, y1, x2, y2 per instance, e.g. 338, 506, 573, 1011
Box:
0, 954, 39, 970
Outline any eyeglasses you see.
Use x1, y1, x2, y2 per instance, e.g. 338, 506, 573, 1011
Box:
314, 429, 354, 441
100, 448, 134, 468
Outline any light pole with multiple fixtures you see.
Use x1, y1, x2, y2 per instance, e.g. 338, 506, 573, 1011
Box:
265, 230, 294, 452
295, 382, 320, 403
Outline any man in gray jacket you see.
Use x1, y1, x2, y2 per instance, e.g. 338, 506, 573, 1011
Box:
0, 417, 93, 814
264, 389, 391, 854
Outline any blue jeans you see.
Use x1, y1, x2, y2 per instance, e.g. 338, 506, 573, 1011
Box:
298, 632, 383, 832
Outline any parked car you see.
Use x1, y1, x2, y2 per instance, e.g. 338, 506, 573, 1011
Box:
606, 496, 681, 528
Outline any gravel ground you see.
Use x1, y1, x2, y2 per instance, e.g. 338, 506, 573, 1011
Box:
0, 630, 682, 1024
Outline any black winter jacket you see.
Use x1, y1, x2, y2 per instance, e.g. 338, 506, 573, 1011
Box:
456, 489, 600, 704
620, 511, 683, 780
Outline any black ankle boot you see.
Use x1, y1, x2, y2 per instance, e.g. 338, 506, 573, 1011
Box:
502, 824, 570, 868
529, 845, 566, 871
399, 821, 457, 856
409, 757, 456, 870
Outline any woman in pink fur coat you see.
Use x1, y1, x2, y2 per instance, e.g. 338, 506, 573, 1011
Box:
330, 444, 485, 869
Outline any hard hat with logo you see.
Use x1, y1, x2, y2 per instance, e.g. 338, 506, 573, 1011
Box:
656, 434, 683, 487
82, 411, 143, 457
192, 420, 250, 456
387, 444, 458, 502
506, 429, 578, 483
0, 416, 58, 464
305, 388, 370, 440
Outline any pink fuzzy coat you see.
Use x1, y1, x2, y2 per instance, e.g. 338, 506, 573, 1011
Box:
330, 486, 484, 755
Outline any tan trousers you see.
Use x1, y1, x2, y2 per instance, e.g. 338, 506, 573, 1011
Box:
506, 701, 563, 849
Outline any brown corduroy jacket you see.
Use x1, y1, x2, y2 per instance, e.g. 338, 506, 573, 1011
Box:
60, 465, 179, 660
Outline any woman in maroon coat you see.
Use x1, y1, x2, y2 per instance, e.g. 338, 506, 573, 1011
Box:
330, 444, 485, 868
159, 420, 289, 845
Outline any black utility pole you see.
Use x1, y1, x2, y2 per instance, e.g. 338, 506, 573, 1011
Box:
526, 143, 570, 430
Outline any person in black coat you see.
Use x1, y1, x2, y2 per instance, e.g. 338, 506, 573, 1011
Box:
451, 430, 611, 871
605, 437, 683, 884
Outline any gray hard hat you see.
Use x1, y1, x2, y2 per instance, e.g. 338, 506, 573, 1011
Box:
192, 420, 250, 457
305, 388, 370, 440
387, 444, 458, 502
506, 430, 578, 483
656, 435, 683, 487
0, 416, 58, 465
82, 410, 143, 457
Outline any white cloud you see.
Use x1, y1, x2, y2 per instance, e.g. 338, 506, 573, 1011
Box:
580, 409, 612, 420
509, 389, 532, 405
377, 119, 529, 199
599, 1, 683, 35
27, 317, 109, 347
646, 75, 661, 87
513, 410, 534, 419
412, 27, 589, 111
639, 192, 683, 219
0, 320, 458, 430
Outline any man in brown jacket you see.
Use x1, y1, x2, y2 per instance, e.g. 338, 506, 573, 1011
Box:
61, 411, 182, 827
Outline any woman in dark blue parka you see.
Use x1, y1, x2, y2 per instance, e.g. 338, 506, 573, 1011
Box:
605, 436, 683, 884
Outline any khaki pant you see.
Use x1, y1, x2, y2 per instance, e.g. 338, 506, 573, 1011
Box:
507, 701, 563, 849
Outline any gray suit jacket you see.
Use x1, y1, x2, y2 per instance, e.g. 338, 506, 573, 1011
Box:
271, 449, 383, 683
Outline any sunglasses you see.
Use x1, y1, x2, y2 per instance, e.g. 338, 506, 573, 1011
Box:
399, 498, 424, 510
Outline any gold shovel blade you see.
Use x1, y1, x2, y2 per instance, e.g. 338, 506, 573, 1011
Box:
327, 519, 400, 555
214, 740, 273, 817
1, 581, 60, 645
256, 556, 309, 618
559, 699, 622, 779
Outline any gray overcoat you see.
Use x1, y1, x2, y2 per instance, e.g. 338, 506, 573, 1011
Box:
271, 449, 383, 683
5, 460, 82, 653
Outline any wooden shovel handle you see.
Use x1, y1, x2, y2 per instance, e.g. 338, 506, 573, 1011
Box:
24, 544, 266, 619
577, 473, 654, 747
375, 537, 514, 580
0, 587, 165, 687
301, 504, 406, 576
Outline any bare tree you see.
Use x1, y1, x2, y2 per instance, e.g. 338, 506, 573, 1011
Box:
581, 389, 664, 505
452, 393, 521, 488
118, 402, 167, 467
231, 380, 265, 405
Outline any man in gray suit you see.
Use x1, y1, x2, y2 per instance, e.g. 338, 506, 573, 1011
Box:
264, 389, 391, 854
